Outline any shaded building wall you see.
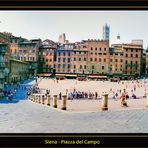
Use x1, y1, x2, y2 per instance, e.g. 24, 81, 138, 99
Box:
9, 59, 29, 83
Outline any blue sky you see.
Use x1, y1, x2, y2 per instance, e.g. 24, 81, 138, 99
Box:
0, 11, 147, 48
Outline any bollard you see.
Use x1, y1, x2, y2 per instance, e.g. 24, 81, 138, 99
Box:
145, 93, 148, 108
35, 95, 37, 102
34, 95, 36, 102
47, 95, 50, 106
30, 94, 33, 101
32, 95, 35, 102
39, 95, 41, 103
36, 95, 38, 103
101, 93, 108, 111
31, 95, 33, 102
53, 95, 58, 108
61, 95, 67, 110
42, 95, 45, 104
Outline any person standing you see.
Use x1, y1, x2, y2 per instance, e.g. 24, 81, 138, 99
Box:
95, 92, 98, 100
120, 89, 128, 107
59, 92, 62, 100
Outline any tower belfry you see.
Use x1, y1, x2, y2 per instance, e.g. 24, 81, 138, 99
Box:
117, 33, 120, 40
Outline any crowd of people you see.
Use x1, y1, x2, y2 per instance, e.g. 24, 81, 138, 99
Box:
42, 78, 147, 107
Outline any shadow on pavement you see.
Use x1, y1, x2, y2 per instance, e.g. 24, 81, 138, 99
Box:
0, 78, 36, 104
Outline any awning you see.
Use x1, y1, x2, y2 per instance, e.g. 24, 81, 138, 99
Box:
37, 73, 52, 77
55, 74, 66, 77
66, 74, 77, 77
88, 75, 108, 79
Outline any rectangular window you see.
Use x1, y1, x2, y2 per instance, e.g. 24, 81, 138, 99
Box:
120, 59, 123, 62
115, 59, 118, 62
58, 52, 60, 56
99, 58, 101, 62
68, 64, 70, 69
63, 58, 65, 62
104, 48, 106, 51
126, 54, 128, 57
74, 58, 76, 61
95, 48, 97, 51
102, 66, 104, 70
80, 65, 82, 69
90, 58, 93, 62
100, 48, 101, 51
103, 53, 106, 55
58, 58, 60, 62
84, 65, 86, 69
131, 54, 133, 57
68, 58, 71, 62
74, 65, 76, 69
79, 58, 81, 61
23, 49, 26, 53
84, 58, 86, 61
91, 47, 93, 50
92, 65, 94, 69
58, 64, 61, 68
63, 52, 66, 56
32, 50, 35, 53
136, 54, 138, 58
63, 64, 65, 69
131, 49, 133, 52
95, 58, 97, 62
68, 52, 70, 56
104, 59, 106, 62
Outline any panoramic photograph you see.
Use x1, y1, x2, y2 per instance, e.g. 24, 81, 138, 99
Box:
0, 11, 148, 133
